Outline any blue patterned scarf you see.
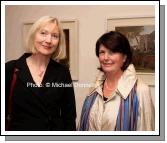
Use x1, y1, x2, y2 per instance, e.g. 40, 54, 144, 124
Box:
79, 82, 138, 131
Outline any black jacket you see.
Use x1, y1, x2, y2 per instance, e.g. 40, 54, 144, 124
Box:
5, 53, 76, 131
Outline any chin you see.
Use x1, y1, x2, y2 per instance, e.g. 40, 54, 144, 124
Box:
39, 50, 54, 56
102, 67, 113, 73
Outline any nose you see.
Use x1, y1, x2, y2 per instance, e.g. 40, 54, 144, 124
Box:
104, 53, 109, 60
45, 34, 52, 43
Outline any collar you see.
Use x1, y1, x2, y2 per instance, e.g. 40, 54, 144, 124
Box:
89, 64, 137, 99
117, 64, 137, 99
14, 53, 61, 86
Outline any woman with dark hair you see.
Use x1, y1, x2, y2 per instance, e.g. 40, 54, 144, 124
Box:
78, 31, 154, 131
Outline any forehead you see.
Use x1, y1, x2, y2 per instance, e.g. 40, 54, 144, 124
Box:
39, 22, 59, 33
99, 44, 109, 50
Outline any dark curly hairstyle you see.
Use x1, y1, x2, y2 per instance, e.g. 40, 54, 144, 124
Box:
96, 31, 132, 71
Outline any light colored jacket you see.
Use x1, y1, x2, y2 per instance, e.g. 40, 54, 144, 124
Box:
83, 64, 155, 131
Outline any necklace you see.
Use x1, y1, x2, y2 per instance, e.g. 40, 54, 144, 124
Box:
27, 56, 47, 78
38, 70, 45, 77
105, 79, 115, 91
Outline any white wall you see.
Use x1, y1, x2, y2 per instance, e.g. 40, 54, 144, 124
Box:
5, 5, 155, 125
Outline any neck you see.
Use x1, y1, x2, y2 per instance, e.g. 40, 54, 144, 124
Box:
104, 70, 123, 91
30, 53, 50, 69
105, 70, 123, 83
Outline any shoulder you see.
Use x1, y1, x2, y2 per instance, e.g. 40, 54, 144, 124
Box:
136, 79, 149, 93
6, 60, 16, 67
5, 60, 17, 86
136, 78, 152, 103
49, 59, 71, 80
5, 60, 16, 72
6, 53, 31, 71
50, 59, 69, 72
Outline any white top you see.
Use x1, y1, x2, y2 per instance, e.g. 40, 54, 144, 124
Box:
87, 64, 155, 131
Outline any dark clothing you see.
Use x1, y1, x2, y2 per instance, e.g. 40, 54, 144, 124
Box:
5, 53, 76, 131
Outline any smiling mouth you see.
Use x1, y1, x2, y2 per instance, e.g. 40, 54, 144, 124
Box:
103, 64, 112, 66
102, 62, 114, 66
103, 62, 113, 64
42, 45, 51, 49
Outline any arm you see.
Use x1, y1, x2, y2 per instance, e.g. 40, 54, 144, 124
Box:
137, 80, 155, 131
61, 69, 76, 131
5, 60, 16, 129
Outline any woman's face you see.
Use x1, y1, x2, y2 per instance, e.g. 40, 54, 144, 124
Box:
34, 22, 60, 56
99, 45, 126, 74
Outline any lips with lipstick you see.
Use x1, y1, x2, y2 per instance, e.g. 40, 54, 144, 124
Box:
42, 45, 52, 49
102, 62, 114, 66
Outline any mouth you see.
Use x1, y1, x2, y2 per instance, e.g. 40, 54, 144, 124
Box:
103, 62, 113, 65
102, 63, 112, 67
42, 45, 51, 49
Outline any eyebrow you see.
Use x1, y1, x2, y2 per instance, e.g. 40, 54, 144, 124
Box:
40, 27, 47, 31
40, 28, 59, 34
99, 49, 105, 51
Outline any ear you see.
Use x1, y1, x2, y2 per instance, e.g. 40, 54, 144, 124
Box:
123, 55, 127, 62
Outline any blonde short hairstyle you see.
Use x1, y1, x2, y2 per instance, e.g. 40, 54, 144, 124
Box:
26, 16, 66, 60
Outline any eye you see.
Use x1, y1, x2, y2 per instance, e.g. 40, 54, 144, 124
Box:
40, 31, 47, 36
99, 50, 105, 54
108, 51, 114, 55
52, 34, 59, 39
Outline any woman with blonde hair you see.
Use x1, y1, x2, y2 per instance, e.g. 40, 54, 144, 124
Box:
5, 16, 76, 131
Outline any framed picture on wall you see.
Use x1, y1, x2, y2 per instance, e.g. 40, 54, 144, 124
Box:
22, 20, 78, 81
60, 20, 78, 81
107, 17, 155, 86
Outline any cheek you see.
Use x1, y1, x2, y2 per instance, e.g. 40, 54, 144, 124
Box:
119, 61, 124, 67
34, 38, 43, 47
34, 40, 40, 47
117, 57, 124, 66
98, 56, 103, 63
52, 39, 59, 46
34, 33, 43, 42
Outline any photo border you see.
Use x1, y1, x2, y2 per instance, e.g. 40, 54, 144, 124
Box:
3, 15, 159, 137
1, 1, 164, 141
